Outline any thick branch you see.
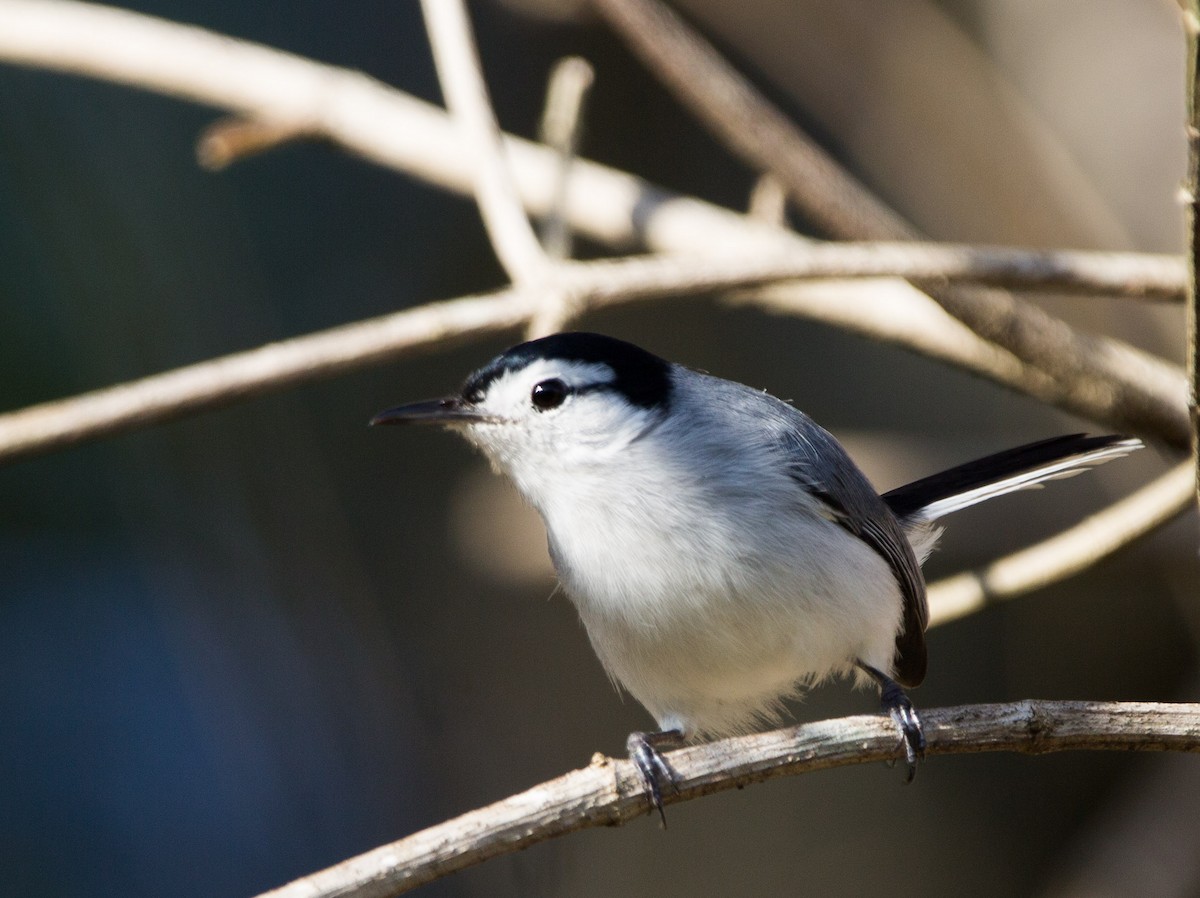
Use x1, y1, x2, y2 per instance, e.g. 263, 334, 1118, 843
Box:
0, 0, 1189, 447
255, 701, 1200, 898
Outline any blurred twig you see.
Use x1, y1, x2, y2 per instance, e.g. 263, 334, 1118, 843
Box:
255, 701, 1200, 898
195, 116, 317, 169
0, 0, 1189, 446
928, 460, 1196, 625
537, 56, 594, 261
747, 174, 787, 227
528, 55, 595, 338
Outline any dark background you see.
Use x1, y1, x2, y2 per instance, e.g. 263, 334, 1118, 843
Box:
0, 1, 1195, 896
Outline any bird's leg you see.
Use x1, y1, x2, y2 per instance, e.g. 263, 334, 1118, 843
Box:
856, 661, 925, 782
626, 729, 683, 826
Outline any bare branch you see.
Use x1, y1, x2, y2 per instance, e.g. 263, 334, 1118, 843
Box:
0, 290, 537, 464
568, 242, 1185, 302
537, 55, 594, 261
420, 0, 547, 283
527, 55, 595, 338
928, 460, 1196, 625
590, 0, 1191, 447
255, 701, 1200, 898
0, 243, 1183, 466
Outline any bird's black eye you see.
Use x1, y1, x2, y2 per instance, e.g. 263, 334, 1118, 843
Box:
530, 378, 569, 411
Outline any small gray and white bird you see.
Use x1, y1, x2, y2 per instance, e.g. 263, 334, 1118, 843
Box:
372, 332, 1141, 811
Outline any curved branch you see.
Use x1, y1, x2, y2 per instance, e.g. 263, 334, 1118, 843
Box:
0, 290, 537, 463
928, 460, 1196, 625
255, 701, 1200, 898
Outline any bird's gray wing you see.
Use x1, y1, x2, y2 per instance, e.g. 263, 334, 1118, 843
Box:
779, 425, 928, 687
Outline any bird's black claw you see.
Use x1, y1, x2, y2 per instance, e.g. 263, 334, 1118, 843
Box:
626, 730, 681, 827
880, 680, 925, 782
857, 661, 926, 782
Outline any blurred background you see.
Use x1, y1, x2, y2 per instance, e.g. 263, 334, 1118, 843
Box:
0, 1, 1196, 896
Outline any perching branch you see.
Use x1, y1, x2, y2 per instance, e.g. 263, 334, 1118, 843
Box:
254, 701, 1200, 898
0, 0, 1190, 448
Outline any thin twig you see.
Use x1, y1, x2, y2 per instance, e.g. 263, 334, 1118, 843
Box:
420, 0, 546, 283
195, 115, 317, 170
928, 460, 1196, 625
747, 174, 787, 227
255, 701, 1200, 898
538, 55, 594, 260
527, 55, 595, 338
0, 244, 1184, 466
590, 0, 1190, 450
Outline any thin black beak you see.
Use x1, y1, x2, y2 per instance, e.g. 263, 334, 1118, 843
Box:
369, 397, 493, 426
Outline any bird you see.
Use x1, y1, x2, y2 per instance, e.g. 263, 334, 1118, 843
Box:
371, 331, 1142, 817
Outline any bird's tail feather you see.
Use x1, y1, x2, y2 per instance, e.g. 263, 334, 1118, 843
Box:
882, 434, 1143, 523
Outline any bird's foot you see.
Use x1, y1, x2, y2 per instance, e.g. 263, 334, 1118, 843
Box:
626, 729, 683, 827
857, 662, 926, 782
880, 682, 925, 782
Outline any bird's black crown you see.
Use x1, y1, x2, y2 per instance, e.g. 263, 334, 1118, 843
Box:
462, 332, 673, 409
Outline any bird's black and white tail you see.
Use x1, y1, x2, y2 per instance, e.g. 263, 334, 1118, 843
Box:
882, 434, 1143, 525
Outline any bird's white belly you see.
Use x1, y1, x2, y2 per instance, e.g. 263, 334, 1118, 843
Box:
552, 511, 904, 738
